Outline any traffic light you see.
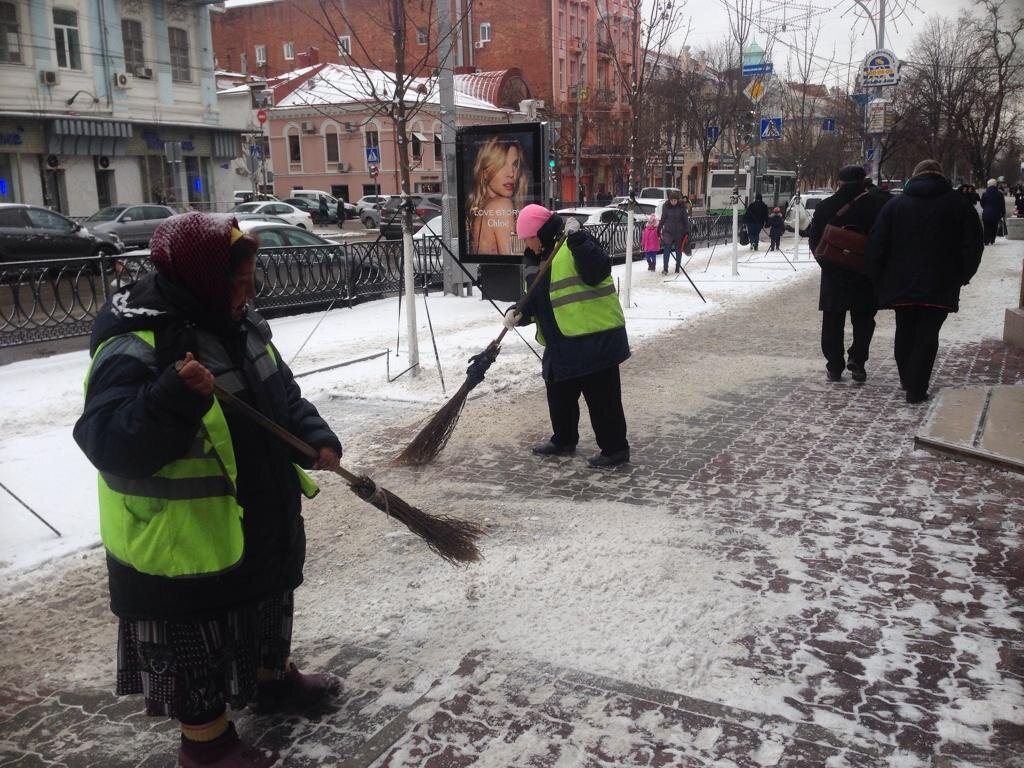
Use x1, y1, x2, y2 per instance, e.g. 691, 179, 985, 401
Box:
548, 151, 557, 171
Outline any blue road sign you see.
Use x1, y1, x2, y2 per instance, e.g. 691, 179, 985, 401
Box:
866, 148, 876, 162
760, 117, 782, 140
249, 144, 263, 158
821, 118, 836, 133
365, 147, 381, 164
707, 126, 721, 141
742, 62, 774, 77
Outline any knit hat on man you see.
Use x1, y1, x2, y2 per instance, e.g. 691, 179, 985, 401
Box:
838, 165, 867, 183
515, 204, 553, 239
150, 212, 242, 317
987, 178, 998, 187
911, 159, 945, 178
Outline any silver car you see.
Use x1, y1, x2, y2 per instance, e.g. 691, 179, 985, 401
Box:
84, 204, 176, 248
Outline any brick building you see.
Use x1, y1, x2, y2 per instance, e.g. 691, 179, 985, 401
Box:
212, 0, 640, 202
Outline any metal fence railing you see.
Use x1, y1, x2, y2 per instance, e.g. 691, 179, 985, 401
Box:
0, 217, 728, 349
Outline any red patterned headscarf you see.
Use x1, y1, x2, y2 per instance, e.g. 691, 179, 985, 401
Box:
149, 212, 241, 317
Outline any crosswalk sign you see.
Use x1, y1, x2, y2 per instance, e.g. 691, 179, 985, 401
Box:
365, 147, 381, 164
760, 117, 782, 140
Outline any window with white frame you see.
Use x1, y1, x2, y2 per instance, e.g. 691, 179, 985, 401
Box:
364, 129, 379, 152
283, 41, 294, 60
411, 132, 422, 160
0, 2, 22, 64
254, 44, 266, 66
336, 36, 350, 56
53, 9, 81, 70
416, 27, 427, 45
168, 27, 191, 82
479, 22, 491, 42
287, 128, 301, 165
559, 58, 565, 91
121, 19, 144, 73
324, 125, 339, 164
433, 134, 442, 162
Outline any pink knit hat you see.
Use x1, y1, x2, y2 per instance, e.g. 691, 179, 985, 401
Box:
515, 204, 553, 239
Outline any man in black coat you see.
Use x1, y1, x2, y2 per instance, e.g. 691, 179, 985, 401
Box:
980, 179, 1005, 245
743, 193, 769, 250
807, 165, 889, 383
867, 159, 984, 403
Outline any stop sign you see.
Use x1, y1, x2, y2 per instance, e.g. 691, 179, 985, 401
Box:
256, 108, 268, 125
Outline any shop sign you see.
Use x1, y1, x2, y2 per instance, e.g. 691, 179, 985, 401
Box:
860, 49, 901, 87
0, 133, 23, 145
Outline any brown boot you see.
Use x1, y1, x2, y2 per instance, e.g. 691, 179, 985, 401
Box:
178, 723, 278, 768
256, 663, 341, 714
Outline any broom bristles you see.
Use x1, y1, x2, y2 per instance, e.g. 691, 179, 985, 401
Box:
392, 381, 471, 466
350, 476, 484, 564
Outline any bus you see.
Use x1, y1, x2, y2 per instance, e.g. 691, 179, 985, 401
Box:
706, 169, 797, 215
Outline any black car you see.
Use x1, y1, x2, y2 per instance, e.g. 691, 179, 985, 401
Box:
0, 203, 121, 263
379, 195, 442, 239
282, 197, 338, 226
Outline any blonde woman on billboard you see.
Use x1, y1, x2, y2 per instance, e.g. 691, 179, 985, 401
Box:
467, 138, 529, 255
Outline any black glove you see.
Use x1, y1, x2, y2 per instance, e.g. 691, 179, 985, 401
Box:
465, 343, 500, 389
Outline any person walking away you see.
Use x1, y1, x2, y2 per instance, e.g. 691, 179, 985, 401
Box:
980, 179, 1006, 245
807, 165, 889, 383
767, 207, 785, 251
317, 195, 329, 226
642, 215, 660, 272
74, 213, 344, 767
867, 160, 984, 403
506, 204, 631, 467
744, 193, 769, 250
1014, 184, 1024, 218
658, 190, 690, 274
336, 197, 346, 229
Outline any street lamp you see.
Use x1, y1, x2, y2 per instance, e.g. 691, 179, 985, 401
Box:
65, 89, 99, 107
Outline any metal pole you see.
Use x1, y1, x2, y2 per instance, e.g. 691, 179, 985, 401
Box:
0, 480, 61, 537
574, 43, 585, 204
437, 0, 461, 296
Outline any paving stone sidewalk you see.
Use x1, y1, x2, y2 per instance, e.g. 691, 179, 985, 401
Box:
1, 256, 1022, 767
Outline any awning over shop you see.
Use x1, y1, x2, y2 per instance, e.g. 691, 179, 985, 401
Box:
213, 131, 240, 160
46, 118, 132, 157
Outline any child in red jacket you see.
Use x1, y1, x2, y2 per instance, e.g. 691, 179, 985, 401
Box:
641, 216, 660, 271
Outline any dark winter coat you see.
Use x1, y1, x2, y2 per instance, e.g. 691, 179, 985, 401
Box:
74, 272, 341, 620
519, 216, 630, 383
808, 181, 889, 313
743, 198, 769, 228
866, 174, 984, 312
767, 214, 785, 238
658, 200, 690, 249
980, 186, 1005, 223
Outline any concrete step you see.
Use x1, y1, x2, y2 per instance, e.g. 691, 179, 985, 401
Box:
915, 384, 1024, 473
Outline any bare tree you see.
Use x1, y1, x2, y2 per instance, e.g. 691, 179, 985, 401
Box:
593, 0, 684, 307
288, 0, 475, 374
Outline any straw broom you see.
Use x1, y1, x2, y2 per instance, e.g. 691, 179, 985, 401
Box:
394, 234, 567, 466
211, 382, 484, 565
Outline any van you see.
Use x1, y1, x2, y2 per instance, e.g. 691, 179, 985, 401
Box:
289, 189, 337, 207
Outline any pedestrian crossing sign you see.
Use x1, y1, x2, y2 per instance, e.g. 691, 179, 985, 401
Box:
365, 147, 381, 164
760, 117, 782, 140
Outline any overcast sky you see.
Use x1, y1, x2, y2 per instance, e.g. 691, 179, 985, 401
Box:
674, 0, 983, 87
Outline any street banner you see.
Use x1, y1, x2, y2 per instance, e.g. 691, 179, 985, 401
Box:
866, 99, 893, 134
861, 49, 901, 87
457, 122, 543, 263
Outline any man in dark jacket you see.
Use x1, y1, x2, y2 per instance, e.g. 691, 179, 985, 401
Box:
507, 204, 631, 467
867, 159, 984, 403
808, 165, 889, 383
743, 193, 769, 250
74, 213, 343, 767
980, 179, 1005, 245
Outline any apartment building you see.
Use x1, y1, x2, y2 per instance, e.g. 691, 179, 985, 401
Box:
0, 0, 243, 215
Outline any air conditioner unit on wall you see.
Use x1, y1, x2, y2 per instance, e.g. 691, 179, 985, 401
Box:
474, 40, 485, 49
337, 162, 350, 172
134, 66, 153, 79
300, 121, 315, 133
112, 71, 130, 90
254, 89, 274, 108
40, 70, 59, 86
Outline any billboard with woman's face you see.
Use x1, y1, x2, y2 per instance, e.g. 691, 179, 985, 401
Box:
457, 123, 543, 263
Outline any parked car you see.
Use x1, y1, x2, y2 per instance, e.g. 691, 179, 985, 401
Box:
0, 203, 122, 263
634, 185, 675, 199
412, 214, 443, 240
228, 201, 313, 229
555, 206, 632, 227
378, 195, 443, 239
282, 197, 338, 226
83, 204, 176, 248
610, 195, 629, 207
231, 213, 292, 226
288, 189, 356, 219
232, 190, 278, 204
354, 195, 388, 215
236, 220, 339, 247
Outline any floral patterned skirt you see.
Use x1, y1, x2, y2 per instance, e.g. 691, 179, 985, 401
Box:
116, 591, 293, 720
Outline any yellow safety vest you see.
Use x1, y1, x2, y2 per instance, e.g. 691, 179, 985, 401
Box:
535, 239, 625, 346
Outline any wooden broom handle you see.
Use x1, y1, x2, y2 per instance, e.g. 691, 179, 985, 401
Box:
494, 233, 567, 345
209, 380, 360, 485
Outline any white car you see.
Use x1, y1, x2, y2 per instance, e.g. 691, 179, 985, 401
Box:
555, 206, 632, 227
229, 201, 313, 229
354, 195, 388, 214
412, 214, 443, 240
637, 186, 679, 200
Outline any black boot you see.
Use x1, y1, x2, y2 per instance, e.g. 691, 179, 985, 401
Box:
532, 441, 576, 456
587, 448, 630, 468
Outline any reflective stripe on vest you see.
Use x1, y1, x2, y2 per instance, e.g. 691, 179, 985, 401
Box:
85, 329, 318, 578
535, 240, 625, 346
